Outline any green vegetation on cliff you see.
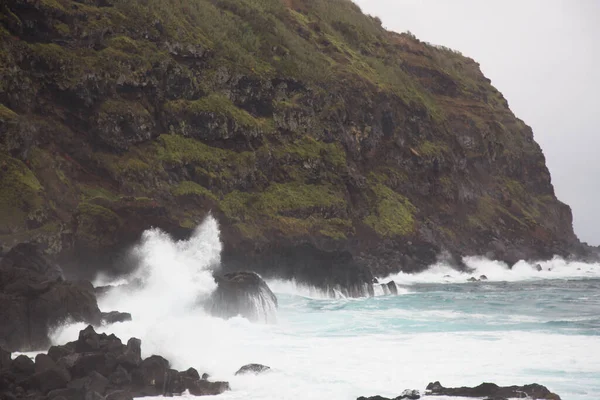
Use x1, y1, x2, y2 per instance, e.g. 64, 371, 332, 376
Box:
0, 0, 577, 269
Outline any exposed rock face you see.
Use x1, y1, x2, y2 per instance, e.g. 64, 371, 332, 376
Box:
0, 0, 595, 291
425, 381, 561, 400
208, 272, 278, 323
0, 244, 101, 351
0, 325, 230, 399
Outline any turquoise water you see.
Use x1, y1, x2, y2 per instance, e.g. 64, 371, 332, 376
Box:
269, 278, 600, 399
52, 220, 600, 400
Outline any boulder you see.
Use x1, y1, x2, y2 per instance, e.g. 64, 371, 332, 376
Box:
235, 363, 271, 375
479, 275, 488, 281
186, 379, 230, 396
101, 312, 132, 325
208, 271, 278, 323
535, 264, 543, 271
425, 381, 561, 399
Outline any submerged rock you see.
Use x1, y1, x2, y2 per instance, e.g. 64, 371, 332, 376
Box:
235, 364, 271, 375
425, 381, 561, 399
208, 271, 277, 323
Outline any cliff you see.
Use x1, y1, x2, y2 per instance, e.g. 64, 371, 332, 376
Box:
0, 0, 588, 284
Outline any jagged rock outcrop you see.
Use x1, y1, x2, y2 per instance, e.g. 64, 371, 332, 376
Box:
0, 0, 593, 291
425, 381, 561, 400
0, 325, 230, 399
0, 244, 101, 351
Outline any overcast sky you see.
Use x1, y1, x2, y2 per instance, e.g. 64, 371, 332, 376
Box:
353, 0, 600, 245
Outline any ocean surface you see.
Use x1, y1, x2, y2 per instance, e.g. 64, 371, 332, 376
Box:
52, 217, 600, 400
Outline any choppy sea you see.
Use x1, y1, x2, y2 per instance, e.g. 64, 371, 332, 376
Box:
50, 216, 600, 400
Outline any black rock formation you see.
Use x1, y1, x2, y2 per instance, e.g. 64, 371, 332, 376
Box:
208, 271, 278, 323
0, 325, 229, 399
425, 381, 561, 399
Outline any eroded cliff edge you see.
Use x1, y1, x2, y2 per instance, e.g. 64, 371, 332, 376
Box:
0, 0, 591, 283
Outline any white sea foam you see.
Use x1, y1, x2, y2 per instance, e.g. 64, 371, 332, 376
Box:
383, 256, 600, 285
49, 218, 600, 400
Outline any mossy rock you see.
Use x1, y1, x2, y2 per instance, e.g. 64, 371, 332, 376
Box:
363, 183, 416, 237
0, 153, 46, 232
75, 202, 123, 249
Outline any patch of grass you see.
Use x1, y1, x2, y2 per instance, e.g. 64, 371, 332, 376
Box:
418, 140, 449, 157
165, 93, 274, 132
273, 136, 346, 168
0, 104, 18, 120
75, 202, 123, 247
172, 180, 217, 200
0, 153, 45, 229
221, 182, 346, 221
364, 183, 416, 236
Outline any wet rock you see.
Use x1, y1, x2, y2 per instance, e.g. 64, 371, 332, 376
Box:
535, 264, 543, 271
387, 281, 398, 295
48, 343, 75, 363
131, 355, 170, 396
425, 381, 561, 399
11, 355, 34, 375
208, 271, 278, 323
105, 390, 134, 400
186, 379, 230, 396
479, 275, 488, 281
2, 317, 230, 399
101, 311, 132, 324
68, 371, 109, 395
357, 391, 420, 400
109, 365, 132, 387
235, 363, 271, 375
399, 389, 420, 399
467, 277, 478, 282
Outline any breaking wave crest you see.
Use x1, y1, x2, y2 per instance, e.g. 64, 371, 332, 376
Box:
383, 256, 600, 285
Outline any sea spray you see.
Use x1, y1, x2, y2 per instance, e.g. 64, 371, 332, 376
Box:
49, 218, 600, 400
382, 256, 600, 285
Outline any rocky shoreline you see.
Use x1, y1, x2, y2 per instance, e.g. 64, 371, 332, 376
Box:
0, 325, 231, 400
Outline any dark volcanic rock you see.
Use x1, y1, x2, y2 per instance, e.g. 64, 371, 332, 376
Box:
208, 271, 278, 323
0, 347, 10, 370
426, 381, 561, 400
186, 379, 230, 396
0, 243, 63, 286
0, 245, 101, 351
101, 311, 132, 324
1, 325, 230, 399
357, 390, 420, 400
235, 363, 271, 375
387, 281, 399, 295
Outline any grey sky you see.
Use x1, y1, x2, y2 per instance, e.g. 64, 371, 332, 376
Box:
353, 0, 600, 245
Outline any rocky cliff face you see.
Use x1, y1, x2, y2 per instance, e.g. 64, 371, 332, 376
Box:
0, 0, 589, 283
